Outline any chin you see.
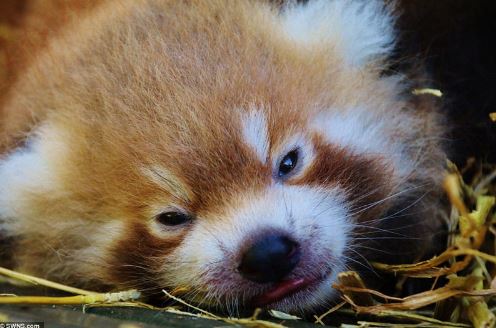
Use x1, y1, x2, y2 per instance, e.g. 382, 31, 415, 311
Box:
264, 273, 342, 313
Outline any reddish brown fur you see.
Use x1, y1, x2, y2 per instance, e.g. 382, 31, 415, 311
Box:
293, 134, 395, 222
108, 221, 187, 292
0, 0, 445, 303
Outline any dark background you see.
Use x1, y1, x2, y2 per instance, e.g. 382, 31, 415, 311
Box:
397, 0, 496, 164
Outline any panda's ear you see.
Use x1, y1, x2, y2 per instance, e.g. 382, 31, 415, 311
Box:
280, 0, 397, 68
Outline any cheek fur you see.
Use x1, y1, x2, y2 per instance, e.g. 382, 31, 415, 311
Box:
106, 220, 189, 292
161, 185, 351, 306
291, 134, 396, 223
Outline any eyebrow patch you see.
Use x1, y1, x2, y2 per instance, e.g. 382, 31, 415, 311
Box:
311, 108, 413, 179
241, 108, 270, 163
142, 165, 190, 202
311, 109, 391, 156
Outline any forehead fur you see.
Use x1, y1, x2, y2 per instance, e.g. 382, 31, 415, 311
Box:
281, 0, 396, 67
2, 0, 401, 215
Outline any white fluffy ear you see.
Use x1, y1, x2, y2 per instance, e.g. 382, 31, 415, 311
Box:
281, 0, 396, 68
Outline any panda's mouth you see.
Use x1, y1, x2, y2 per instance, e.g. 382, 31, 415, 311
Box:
250, 275, 325, 307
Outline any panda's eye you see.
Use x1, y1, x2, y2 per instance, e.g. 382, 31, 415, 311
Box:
278, 150, 299, 177
155, 211, 192, 226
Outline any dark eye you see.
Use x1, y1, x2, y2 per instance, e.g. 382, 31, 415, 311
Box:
278, 150, 299, 177
155, 212, 192, 226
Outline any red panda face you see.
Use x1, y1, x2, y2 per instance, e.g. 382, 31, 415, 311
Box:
79, 99, 397, 312
102, 104, 394, 311
0, 0, 445, 313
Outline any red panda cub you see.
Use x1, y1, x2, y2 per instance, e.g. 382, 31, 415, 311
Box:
0, 0, 445, 313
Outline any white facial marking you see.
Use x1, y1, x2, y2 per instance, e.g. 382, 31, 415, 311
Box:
142, 165, 190, 202
312, 108, 413, 179
0, 126, 128, 284
313, 109, 387, 155
76, 220, 126, 276
220, 185, 350, 258
241, 108, 269, 163
0, 128, 63, 234
281, 0, 395, 67
166, 184, 351, 311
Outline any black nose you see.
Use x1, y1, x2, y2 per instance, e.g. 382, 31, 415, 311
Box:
238, 234, 300, 283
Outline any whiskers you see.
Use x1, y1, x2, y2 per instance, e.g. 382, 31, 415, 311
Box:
347, 182, 431, 218
312, 176, 438, 280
